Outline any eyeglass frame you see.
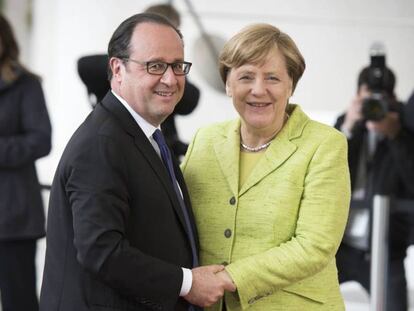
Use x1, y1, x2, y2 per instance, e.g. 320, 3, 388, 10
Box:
121, 58, 192, 76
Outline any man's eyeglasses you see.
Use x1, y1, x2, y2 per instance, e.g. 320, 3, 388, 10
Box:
123, 58, 192, 76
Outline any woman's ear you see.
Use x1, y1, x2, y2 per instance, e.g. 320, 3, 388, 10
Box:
289, 79, 294, 97
225, 81, 232, 97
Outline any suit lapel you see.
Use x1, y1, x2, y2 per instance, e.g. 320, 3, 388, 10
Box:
214, 120, 241, 196
100, 92, 189, 236
174, 160, 199, 247
239, 132, 297, 196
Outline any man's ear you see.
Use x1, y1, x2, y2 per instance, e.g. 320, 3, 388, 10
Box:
109, 57, 123, 82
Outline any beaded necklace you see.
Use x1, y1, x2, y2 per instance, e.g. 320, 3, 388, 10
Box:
240, 141, 271, 152
240, 112, 289, 153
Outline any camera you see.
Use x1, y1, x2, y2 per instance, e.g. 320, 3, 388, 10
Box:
361, 43, 393, 121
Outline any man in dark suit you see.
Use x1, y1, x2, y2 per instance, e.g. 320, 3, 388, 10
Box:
39, 13, 234, 311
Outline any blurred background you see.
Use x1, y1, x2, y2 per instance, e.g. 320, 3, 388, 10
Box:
1, 0, 414, 310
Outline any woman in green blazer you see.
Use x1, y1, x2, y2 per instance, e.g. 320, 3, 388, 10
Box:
181, 23, 351, 311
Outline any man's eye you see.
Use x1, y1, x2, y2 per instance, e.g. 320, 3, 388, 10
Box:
149, 63, 165, 71
172, 63, 184, 71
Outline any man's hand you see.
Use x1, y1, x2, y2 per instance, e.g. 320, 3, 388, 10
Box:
183, 265, 236, 307
216, 270, 236, 292
366, 112, 401, 139
342, 95, 364, 133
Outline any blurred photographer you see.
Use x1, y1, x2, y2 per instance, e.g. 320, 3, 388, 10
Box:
335, 51, 414, 310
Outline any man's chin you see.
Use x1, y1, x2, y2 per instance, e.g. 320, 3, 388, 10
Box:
156, 106, 177, 122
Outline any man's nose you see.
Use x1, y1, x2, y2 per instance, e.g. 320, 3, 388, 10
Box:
160, 66, 178, 86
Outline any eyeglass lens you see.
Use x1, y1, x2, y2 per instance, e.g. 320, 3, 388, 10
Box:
147, 62, 190, 75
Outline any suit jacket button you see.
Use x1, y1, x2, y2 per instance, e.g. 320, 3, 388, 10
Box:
224, 229, 232, 238
229, 196, 236, 205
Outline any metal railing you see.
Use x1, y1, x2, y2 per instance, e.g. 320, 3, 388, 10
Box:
353, 195, 414, 311
370, 195, 390, 311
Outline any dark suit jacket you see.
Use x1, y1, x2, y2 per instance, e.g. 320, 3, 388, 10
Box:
40, 92, 198, 311
335, 108, 414, 259
0, 69, 51, 240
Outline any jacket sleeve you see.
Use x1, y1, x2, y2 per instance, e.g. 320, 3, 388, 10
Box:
334, 113, 364, 190
388, 128, 414, 195
225, 131, 351, 309
0, 77, 51, 168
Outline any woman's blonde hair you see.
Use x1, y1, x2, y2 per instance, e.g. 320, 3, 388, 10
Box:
219, 23, 305, 93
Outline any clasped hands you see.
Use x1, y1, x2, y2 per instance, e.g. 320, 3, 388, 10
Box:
184, 265, 237, 307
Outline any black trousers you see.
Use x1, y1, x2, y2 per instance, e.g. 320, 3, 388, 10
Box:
336, 243, 407, 311
0, 239, 39, 311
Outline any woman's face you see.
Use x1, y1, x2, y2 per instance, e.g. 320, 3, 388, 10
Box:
226, 47, 293, 134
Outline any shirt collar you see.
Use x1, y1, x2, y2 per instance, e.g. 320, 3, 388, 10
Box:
111, 90, 159, 139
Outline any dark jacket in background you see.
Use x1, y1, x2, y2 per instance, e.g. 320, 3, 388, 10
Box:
336, 115, 414, 193
0, 69, 52, 240
335, 103, 414, 258
335, 103, 414, 311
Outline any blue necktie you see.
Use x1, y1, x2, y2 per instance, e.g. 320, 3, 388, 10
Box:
153, 129, 199, 268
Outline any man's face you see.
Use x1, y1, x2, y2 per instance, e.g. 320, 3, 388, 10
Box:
112, 22, 185, 126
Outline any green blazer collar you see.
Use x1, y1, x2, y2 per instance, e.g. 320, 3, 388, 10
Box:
285, 104, 309, 140
214, 104, 309, 196
214, 119, 241, 196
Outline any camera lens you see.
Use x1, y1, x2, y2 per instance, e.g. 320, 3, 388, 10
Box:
362, 93, 388, 121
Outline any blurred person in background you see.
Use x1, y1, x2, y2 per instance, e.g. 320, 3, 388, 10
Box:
401, 90, 414, 196
404, 91, 414, 133
335, 66, 414, 311
0, 14, 51, 311
182, 23, 350, 310
145, 3, 200, 160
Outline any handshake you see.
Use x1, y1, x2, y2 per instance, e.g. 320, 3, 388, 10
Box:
184, 265, 237, 307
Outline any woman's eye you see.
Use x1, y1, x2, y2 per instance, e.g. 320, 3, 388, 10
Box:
268, 76, 280, 81
239, 75, 252, 80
